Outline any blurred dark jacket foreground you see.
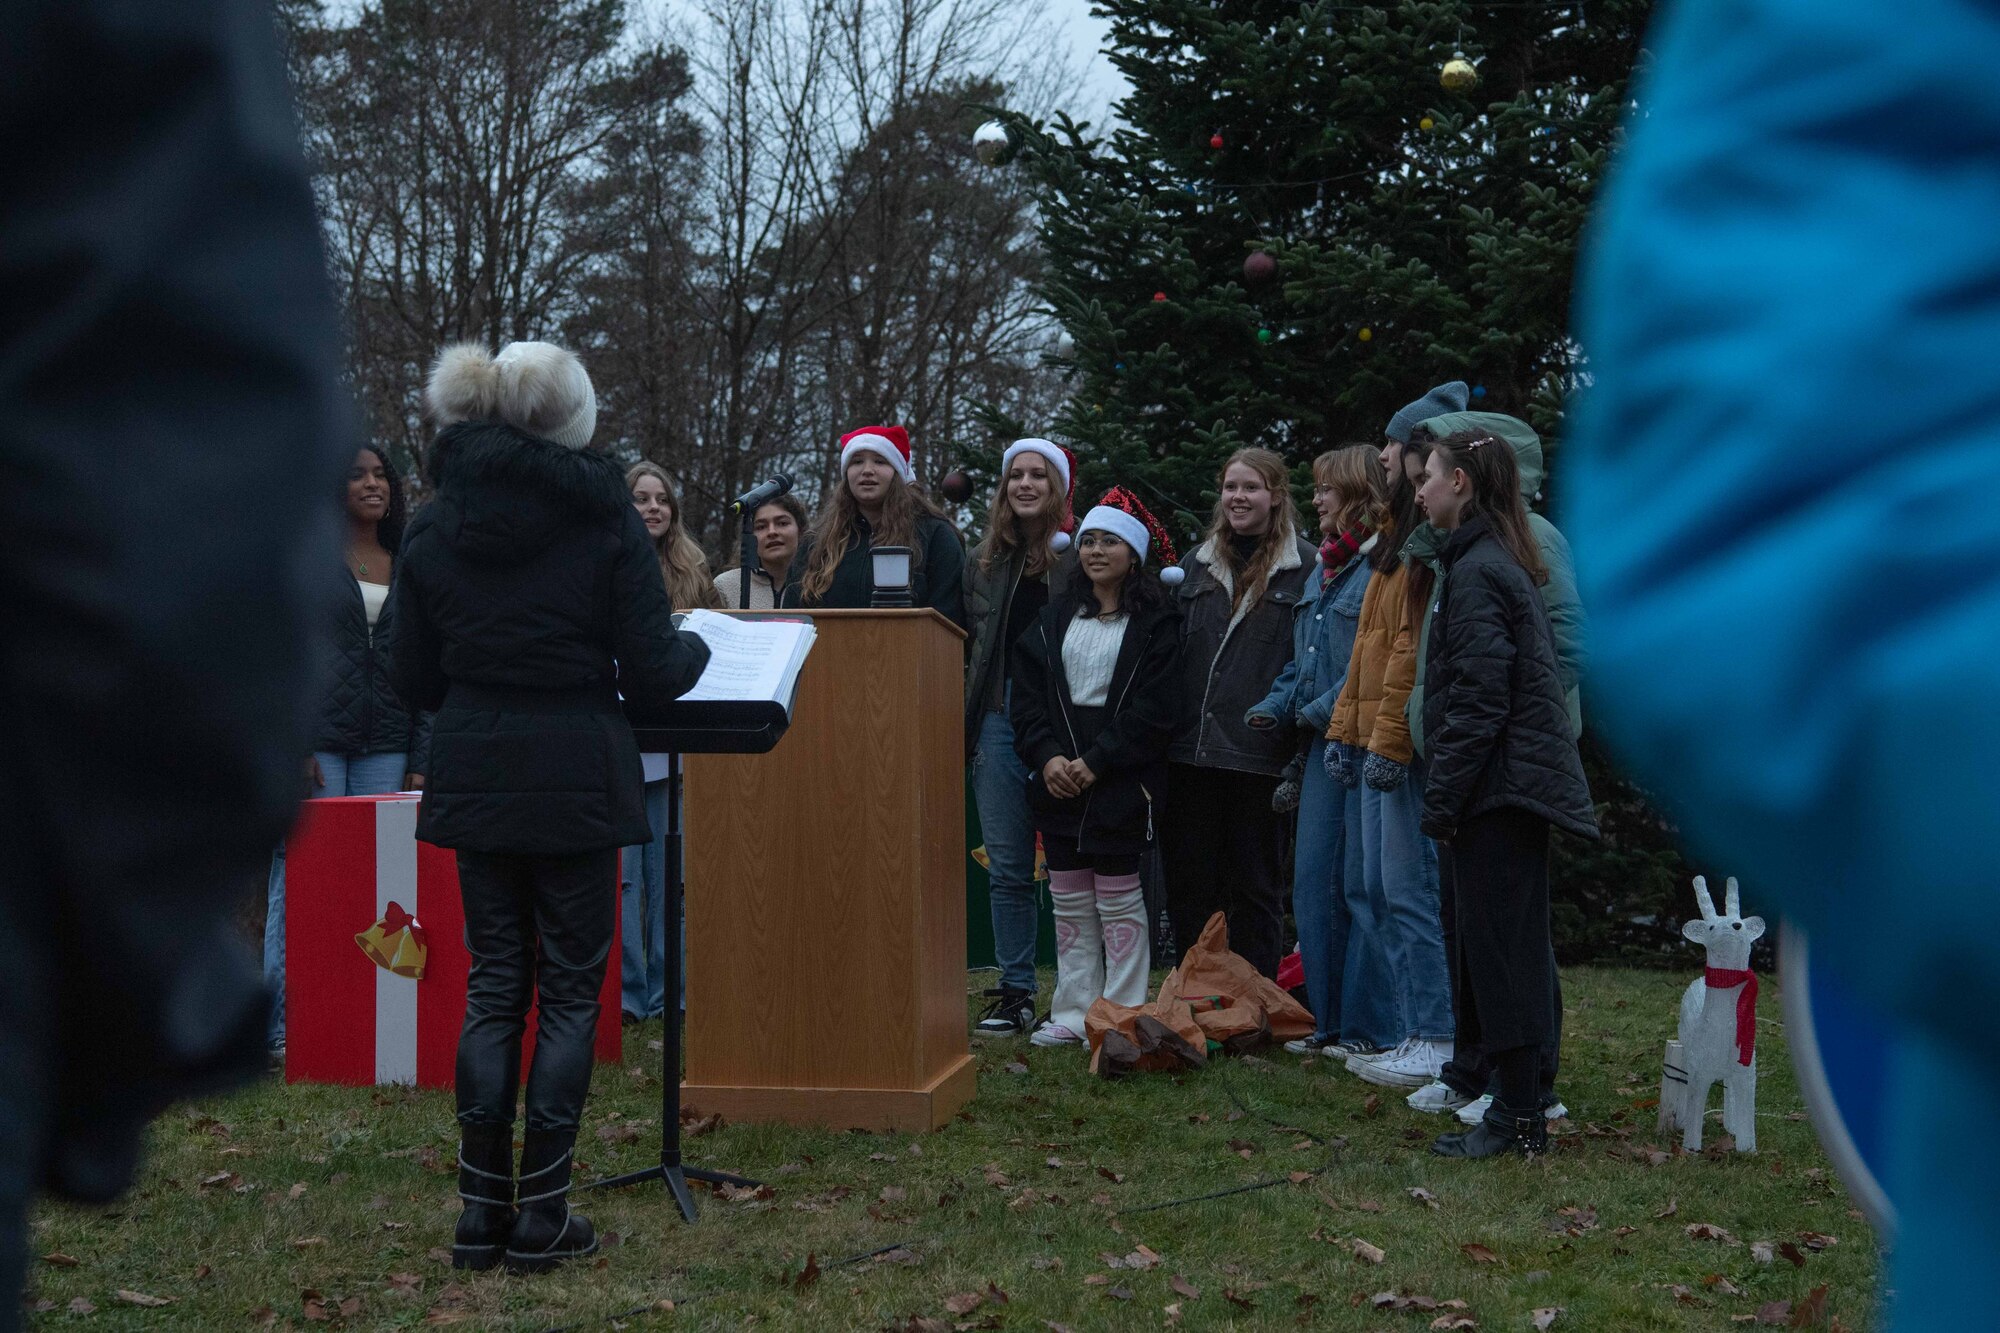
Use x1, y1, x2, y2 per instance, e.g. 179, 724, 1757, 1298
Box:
0, 0, 349, 1322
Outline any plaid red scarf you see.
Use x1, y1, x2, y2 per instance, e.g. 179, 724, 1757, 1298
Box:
1320, 526, 1369, 585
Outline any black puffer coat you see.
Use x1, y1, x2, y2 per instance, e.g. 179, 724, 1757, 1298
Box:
389, 421, 711, 855
313, 565, 427, 766
1009, 589, 1181, 857
1419, 514, 1598, 843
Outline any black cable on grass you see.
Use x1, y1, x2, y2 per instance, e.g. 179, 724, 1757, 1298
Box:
1117, 1057, 1347, 1214
539, 1239, 921, 1332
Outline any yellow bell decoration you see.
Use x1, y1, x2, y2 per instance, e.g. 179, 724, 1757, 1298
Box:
1441, 58, 1478, 93
356, 901, 429, 980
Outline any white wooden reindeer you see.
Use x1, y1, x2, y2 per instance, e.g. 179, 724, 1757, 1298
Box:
1658, 876, 1762, 1153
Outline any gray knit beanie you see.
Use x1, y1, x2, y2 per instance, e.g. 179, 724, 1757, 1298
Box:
1384, 380, 1471, 443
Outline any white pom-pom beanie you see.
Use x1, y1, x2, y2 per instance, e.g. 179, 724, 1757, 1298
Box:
426, 340, 597, 449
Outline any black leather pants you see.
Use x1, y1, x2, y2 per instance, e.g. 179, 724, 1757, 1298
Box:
454, 849, 617, 1131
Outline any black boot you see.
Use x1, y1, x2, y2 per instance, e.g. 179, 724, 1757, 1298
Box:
452, 1124, 516, 1271
973, 987, 1036, 1038
1430, 1102, 1549, 1159
505, 1128, 597, 1273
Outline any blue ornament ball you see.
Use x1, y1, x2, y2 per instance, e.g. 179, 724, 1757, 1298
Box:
1472, 384, 1487, 399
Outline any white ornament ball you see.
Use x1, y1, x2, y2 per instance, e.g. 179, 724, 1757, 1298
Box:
1440, 58, 1479, 93
1160, 564, 1186, 586
1055, 329, 1076, 357
973, 121, 1009, 165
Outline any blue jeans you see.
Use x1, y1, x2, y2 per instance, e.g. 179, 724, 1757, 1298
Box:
619, 778, 672, 1019
970, 707, 1039, 992
265, 749, 409, 1046
1361, 755, 1453, 1040
1293, 739, 1400, 1046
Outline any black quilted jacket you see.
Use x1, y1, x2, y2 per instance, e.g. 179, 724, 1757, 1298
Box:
313, 565, 427, 766
1419, 514, 1599, 843
389, 421, 711, 854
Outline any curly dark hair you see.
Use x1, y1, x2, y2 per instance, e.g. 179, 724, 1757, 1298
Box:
1065, 545, 1171, 620
349, 443, 408, 555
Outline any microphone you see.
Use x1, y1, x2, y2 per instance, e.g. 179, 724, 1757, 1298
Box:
731, 473, 794, 513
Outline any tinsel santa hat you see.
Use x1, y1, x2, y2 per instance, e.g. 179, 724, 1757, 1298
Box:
1000, 437, 1078, 551
838, 425, 913, 483
1077, 485, 1186, 585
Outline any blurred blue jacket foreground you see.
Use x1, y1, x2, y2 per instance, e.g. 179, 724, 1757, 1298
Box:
1568, 0, 2000, 1324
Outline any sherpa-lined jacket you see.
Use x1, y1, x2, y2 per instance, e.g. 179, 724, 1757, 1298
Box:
1168, 534, 1318, 776
390, 420, 711, 854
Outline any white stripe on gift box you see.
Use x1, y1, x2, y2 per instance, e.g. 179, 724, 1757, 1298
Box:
375, 798, 421, 1085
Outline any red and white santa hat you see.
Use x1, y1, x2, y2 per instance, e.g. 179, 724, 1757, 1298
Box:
1001, 436, 1078, 552
839, 425, 913, 483
1078, 486, 1185, 585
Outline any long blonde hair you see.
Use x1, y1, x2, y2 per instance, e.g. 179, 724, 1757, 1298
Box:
626, 462, 722, 611
1203, 446, 1299, 613
974, 458, 1069, 578
798, 468, 940, 604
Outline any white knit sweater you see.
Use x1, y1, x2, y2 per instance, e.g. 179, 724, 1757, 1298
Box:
1062, 612, 1129, 707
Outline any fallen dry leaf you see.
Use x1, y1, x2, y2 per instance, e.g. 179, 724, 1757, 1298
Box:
1349, 1237, 1386, 1265
1684, 1222, 1738, 1245
1408, 1187, 1440, 1209
1460, 1242, 1499, 1264
114, 1290, 174, 1308
1798, 1232, 1839, 1252
1171, 1275, 1200, 1300
1097, 1166, 1123, 1184
1778, 1242, 1808, 1268
1429, 1314, 1477, 1330
1705, 1274, 1745, 1296
67, 1298, 96, 1315
1654, 1198, 1678, 1219
795, 1253, 820, 1290
1532, 1308, 1563, 1330
1792, 1284, 1829, 1327
1750, 1241, 1776, 1264
1223, 1288, 1256, 1311
1362, 1093, 1382, 1118
1129, 1244, 1162, 1269
1003, 1061, 1029, 1075
387, 1273, 423, 1293
943, 1292, 984, 1315
41, 1252, 80, 1268
1754, 1300, 1793, 1325
288, 1182, 308, 1200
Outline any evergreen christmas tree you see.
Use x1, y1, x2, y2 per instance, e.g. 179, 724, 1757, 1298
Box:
986, 0, 1649, 528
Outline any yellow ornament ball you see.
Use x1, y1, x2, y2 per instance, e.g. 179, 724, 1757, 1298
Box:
1358, 327, 1373, 342
1419, 116, 1435, 131
1441, 58, 1478, 93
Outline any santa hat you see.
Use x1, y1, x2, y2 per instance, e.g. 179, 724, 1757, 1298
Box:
1078, 486, 1186, 585
1001, 437, 1078, 552
838, 425, 913, 484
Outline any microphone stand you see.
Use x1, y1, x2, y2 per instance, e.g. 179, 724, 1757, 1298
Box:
737, 503, 758, 610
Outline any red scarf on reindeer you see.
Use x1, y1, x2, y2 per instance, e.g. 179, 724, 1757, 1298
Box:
1703, 967, 1758, 1066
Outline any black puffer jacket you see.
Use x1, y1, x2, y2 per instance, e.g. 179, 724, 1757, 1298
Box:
313, 564, 427, 766
389, 421, 711, 855
1419, 514, 1598, 843
1010, 589, 1181, 857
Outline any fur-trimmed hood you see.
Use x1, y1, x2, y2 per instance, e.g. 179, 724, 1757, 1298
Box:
423, 419, 629, 566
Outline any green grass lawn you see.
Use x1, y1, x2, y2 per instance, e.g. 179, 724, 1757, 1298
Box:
28, 966, 1877, 1330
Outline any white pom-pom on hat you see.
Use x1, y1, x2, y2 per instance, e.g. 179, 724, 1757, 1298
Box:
426, 339, 597, 449
426, 343, 503, 425
1160, 565, 1186, 586
1050, 528, 1072, 554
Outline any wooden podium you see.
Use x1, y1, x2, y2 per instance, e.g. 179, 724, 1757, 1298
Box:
682, 609, 975, 1132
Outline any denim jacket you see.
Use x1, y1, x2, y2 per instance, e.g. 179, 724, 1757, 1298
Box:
1246, 543, 1372, 736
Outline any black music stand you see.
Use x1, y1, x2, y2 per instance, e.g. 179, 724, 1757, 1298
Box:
580, 698, 791, 1222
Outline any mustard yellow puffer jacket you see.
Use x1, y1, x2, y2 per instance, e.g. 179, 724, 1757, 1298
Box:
1326, 561, 1417, 764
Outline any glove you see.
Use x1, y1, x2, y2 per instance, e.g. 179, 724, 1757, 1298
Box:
1271, 750, 1305, 813
1363, 752, 1409, 791
1322, 740, 1359, 789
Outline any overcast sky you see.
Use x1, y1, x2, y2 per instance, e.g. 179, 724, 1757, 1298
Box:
1045, 0, 1129, 120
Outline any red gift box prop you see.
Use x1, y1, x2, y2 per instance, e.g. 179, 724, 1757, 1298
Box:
284, 794, 622, 1087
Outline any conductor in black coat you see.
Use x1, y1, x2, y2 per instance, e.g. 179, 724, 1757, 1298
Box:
390, 342, 710, 1273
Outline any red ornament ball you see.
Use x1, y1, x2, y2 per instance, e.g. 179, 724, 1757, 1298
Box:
1152, 291, 1167, 302
939, 470, 974, 504
1242, 250, 1277, 285
1209, 132, 1224, 150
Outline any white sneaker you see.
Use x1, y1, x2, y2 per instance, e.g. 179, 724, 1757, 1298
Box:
1453, 1095, 1570, 1125
1406, 1080, 1476, 1114
1352, 1038, 1453, 1089
1029, 1021, 1082, 1048
1343, 1036, 1409, 1074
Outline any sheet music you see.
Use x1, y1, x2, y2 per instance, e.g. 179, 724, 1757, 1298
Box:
675, 610, 815, 706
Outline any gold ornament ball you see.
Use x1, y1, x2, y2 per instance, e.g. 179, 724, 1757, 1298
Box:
1440, 59, 1478, 93
1419, 116, 1435, 131
1357, 327, 1373, 342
